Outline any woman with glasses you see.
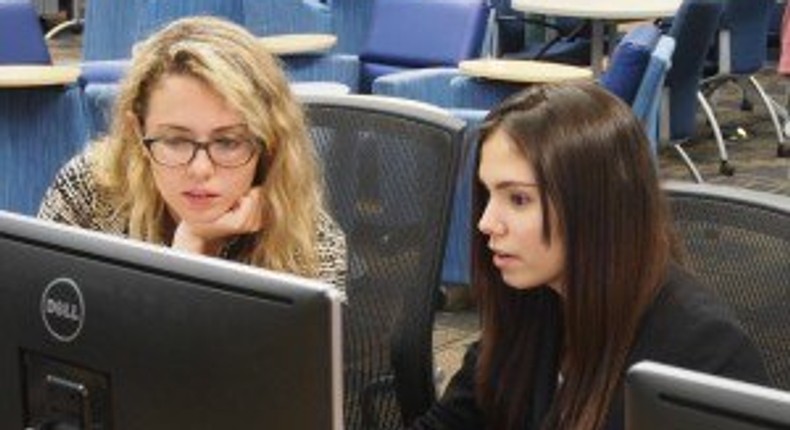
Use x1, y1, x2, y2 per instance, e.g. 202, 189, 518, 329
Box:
38, 16, 347, 294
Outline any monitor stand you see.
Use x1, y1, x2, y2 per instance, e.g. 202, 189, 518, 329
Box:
22, 351, 112, 430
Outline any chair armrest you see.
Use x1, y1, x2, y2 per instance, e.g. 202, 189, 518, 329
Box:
449, 75, 522, 110
282, 53, 361, 92
371, 67, 462, 107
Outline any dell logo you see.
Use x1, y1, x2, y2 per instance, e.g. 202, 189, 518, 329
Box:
40, 278, 85, 342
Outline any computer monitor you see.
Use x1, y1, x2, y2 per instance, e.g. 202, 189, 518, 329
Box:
626, 361, 790, 430
0, 210, 343, 429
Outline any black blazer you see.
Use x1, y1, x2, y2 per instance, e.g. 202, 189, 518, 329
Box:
408, 265, 768, 429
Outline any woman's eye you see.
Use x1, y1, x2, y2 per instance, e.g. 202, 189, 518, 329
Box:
163, 137, 193, 148
213, 137, 243, 150
509, 193, 530, 207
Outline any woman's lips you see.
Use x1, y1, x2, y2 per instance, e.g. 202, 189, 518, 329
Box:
183, 190, 219, 206
492, 251, 517, 268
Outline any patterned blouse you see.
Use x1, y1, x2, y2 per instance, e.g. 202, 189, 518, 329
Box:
38, 154, 348, 296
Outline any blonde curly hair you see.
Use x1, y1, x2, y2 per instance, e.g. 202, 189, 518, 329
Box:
91, 16, 323, 277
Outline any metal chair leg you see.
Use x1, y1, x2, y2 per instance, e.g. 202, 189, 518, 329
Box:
697, 91, 734, 176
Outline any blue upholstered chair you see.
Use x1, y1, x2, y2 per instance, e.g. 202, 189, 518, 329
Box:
700, 0, 788, 158
357, 0, 488, 93
0, 85, 90, 215
662, 0, 726, 181
600, 24, 661, 105
0, 0, 51, 64
633, 36, 676, 152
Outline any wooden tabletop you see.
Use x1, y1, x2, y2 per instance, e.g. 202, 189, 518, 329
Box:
459, 59, 593, 84
259, 34, 337, 56
0, 65, 80, 88
511, 0, 681, 20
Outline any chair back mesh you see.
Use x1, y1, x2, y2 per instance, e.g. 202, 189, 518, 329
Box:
303, 95, 464, 428
666, 182, 790, 390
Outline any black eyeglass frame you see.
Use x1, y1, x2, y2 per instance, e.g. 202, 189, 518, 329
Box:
141, 136, 263, 168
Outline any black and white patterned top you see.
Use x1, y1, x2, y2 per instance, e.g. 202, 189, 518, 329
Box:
38, 154, 348, 296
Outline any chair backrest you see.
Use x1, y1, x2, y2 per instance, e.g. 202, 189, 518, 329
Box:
0, 85, 89, 215
665, 0, 725, 140
136, 0, 245, 41
633, 35, 676, 152
243, 0, 331, 36
665, 181, 790, 391
717, 0, 772, 75
82, 0, 245, 61
82, 0, 142, 60
600, 24, 661, 105
330, 0, 376, 54
0, 0, 51, 64
358, 0, 488, 92
301, 94, 464, 428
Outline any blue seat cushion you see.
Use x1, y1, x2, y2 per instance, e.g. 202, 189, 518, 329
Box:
600, 24, 661, 104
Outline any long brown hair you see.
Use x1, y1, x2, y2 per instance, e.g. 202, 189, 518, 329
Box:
472, 82, 674, 429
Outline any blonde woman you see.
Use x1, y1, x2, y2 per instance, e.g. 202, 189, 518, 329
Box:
38, 16, 346, 293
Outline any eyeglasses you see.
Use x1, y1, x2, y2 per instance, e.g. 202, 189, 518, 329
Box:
142, 135, 260, 168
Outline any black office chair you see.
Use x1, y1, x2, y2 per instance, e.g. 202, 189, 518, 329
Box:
302, 94, 465, 428
665, 181, 790, 391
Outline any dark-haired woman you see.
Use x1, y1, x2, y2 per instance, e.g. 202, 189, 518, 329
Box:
409, 82, 767, 430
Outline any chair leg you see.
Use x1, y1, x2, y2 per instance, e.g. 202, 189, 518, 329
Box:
697, 91, 734, 176
745, 75, 789, 157
482, 7, 499, 58
673, 142, 705, 183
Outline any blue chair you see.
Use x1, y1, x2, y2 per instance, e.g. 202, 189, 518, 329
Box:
0, 0, 51, 64
357, 0, 488, 93
700, 0, 788, 158
662, 0, 727, 181
0, 85, 90, 215
633, 36, 676, 152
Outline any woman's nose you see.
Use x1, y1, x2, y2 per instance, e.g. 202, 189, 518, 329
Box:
477, 203, 504, 236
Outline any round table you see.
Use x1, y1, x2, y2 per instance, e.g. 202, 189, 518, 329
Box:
459, 59, 593, 83
510, 0, 682, 76
259, 34, 338, 56
0, 65, 80, 88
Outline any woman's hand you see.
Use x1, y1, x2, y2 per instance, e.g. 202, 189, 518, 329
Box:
172, 187, 263, 255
